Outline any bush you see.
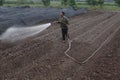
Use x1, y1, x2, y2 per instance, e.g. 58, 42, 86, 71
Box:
98, 0, 104, 7
68, 0, 76, 7
86, 0, 98, 6
17, 0, 26, 4
114, 0, 120, 6
86, 0, 104, 7
61, 0, 67, 6
0, 0, 4, 6
42, 0, 50, 7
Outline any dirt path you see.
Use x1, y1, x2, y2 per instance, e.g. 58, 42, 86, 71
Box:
0, 11, 120, 80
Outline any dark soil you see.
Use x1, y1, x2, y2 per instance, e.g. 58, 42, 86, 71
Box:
0, 11, 120, 80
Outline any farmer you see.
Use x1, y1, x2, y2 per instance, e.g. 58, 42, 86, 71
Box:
55, 11, 69, 41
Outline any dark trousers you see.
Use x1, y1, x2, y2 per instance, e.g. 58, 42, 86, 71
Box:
61, 28, 68, 40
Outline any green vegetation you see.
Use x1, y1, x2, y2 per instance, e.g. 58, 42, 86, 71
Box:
98, 0, 104, 8
42, 0, 50, 6
86, 0, 97, 6
103, 5, 120, 11
1, 0, 120, 11
86, 0, 104, 7
61, 0, 67, 6
114, 0, 120, 6
68, 0, 76, 6
61, 0, 76, 7
77, 3, 120, 11
0, 0, 4, 6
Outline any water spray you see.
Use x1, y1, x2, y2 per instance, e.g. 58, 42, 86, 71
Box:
0, 23, 51, 42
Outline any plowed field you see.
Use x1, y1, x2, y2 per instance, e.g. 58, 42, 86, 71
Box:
0, 11, 120, 80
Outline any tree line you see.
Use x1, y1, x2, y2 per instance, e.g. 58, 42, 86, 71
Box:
86, 0, 120, 7
0, 0, 120, 7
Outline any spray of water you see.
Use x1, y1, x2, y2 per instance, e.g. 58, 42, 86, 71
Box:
0, 23, 51, 42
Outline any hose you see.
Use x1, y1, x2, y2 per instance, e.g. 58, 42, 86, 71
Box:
82, 26, 120, 64
64, 39, 81, 65
64, 26, 120, 65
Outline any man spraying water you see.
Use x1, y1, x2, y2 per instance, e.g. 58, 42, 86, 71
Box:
54, 12, 80, 64
54, 11, 69, 42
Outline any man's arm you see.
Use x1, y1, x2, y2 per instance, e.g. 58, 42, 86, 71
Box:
64, 16, 69, 25
53, 18, 61, 24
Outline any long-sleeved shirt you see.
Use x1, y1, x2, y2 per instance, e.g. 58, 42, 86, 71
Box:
58, 16, 69, 29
